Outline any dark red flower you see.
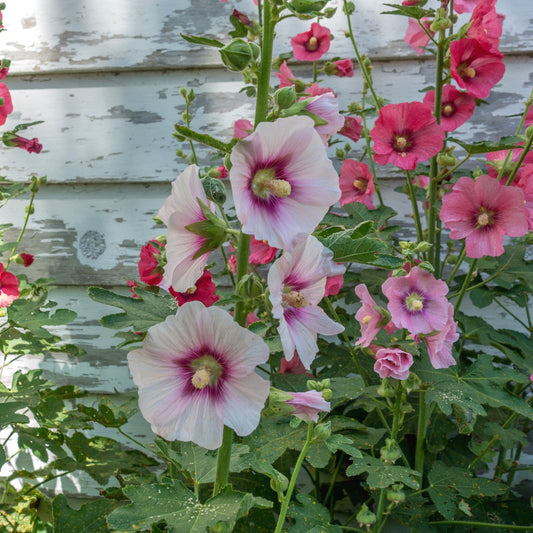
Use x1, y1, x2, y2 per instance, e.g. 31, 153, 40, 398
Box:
0, 263, 19, 308
138, 239, 165, 285
169, 269, 219, 307
20, 253, 34, 267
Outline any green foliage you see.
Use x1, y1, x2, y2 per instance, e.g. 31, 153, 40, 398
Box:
346, 455, 420, 490
52, 495, 117, 533
286, 494, 342, 532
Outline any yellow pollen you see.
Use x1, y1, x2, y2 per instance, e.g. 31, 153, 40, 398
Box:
186, 286, 197, 294
405, 293, 424, 312
353, 179, 366, 191
362, 314, 372, 325
477, 212, 491, 226
307, 36, 319, 51
191, 367, 212, 389
443, 103, 454, 116
464, 66, 476, 78
395, 136, 409, 151
282, 290, 308, 308
267, 179, 292, 198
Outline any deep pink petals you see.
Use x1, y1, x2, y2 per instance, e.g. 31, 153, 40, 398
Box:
291, 22, 331, 61
286, 390, 330, 422
423, 85, 476, 132
404, 18, 433, 56
339, 116, 363, 143
0, 263, 19, 307
374, 347, 413, 380
339, 159, 375, 209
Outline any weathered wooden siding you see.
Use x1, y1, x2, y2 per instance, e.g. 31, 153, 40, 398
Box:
1, 0, 532, 497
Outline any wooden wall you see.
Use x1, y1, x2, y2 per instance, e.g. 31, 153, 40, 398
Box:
2, 0, 532, 496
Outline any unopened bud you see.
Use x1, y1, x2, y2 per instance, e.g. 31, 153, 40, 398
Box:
380, 438, 402, 463
386, 484, 406, 504
314, 421, 332, 440
219, 39, 253, 71
356, 503, 376, 527
235, 273, 264, 300
274, 86, 296, 110
377, 378, 395, 398
201, 176, 227, 204
437, 151, 457, 167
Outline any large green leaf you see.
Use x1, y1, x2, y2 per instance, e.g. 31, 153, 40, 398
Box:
448, 135, 524, 154
346, 455, 420, 489
87, 287, 177, 332
287, 493, 343, 533
0, 401, 30, 428
108, 481, 267, 532
52, 494, 116, 533
318, 230, 387, 264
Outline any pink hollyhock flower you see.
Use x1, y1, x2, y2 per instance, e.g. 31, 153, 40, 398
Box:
286, 390, 330, 422
304, 82, 336, 97
525, 106, 533, 128
233, 119, 253, 139
127, 301, 270, 450
291, 22, 331, 61
0, 62, 9, 80
374, 347, 413, 380
440, 174, 528, 258
422, 303, 458, 369
169, 269, 219, 307
324, 270, 344, 297
339, 116, 363, 143
138, 239, 165, 286
227, 236, 277, 274
516, 165, 533, 231
275, 60, 298, 88
229, 116, 341, 250
19, 253, 34, 267
330, 59, 354, 77
467, 0, 504, 52
382, 267, 450, 336
0, 83, 13, 126
280, 352, 313, 376
354, 284, 391, 347
268, 234, 345, 369
423, 85, 476, 132
404, 17, 434, 56
370, 102, 445, 171
159, 165, 218, 292
339, 159, 375, 209
303, 92, 345, 145
12, 135, 42, 154
449, 38, 505, 99
454, 0, 479, 13
0, 264, 19, 308
215, 165, 228, 179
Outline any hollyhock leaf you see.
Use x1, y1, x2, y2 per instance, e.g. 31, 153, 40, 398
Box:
343, 202, 398, 229
483, 244, 533, 291
476, 420, 529, 449
287, 494, 343, 533
52, 494, 117, 533
0, 401, 30, 428
108, 481, 263, 532
382, 4, 431, 18
88, 286, 177, 332
329, 376, 365, 407
179, 33, 224, 49
448, 135, 524, 154
318, 231, 387, 264
324, 434, 362, 458
346, 455, 420, 489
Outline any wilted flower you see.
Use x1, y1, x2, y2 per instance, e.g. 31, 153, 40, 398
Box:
404, 17, 434, 56
422, 303, 458, 369
339, 116, 364, 143
138, 239, 165, 286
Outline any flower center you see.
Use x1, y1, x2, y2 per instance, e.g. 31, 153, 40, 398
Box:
362, 314, 372, 325
476, 207, 494, 228
251, 168, 291, 200
307, 36, 319, 51
442, 103, 454, 116
405, 293, 424, 312
186, 286, 197, 294
463, 66, 476, 79
190, 355, 223, 389
353, 179, 367, 191
394, 135, 410, 152
282, 289, 308, 308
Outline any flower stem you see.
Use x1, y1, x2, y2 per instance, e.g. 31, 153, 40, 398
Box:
453, 259, 477, 318
274, 421, 314, 533
213, 425, 234, 494
405, 171, 424, 244
414, 389, 428, 477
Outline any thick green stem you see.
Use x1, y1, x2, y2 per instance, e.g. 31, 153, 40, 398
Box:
213, 425, 234, 494
274, 422, 314, 533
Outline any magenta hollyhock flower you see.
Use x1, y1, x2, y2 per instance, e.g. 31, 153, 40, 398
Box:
233, 119, 254, 139
227, 236, 277, 274
422, 303, 458, 369
339, 159, 375, 209
268, 235, 345, 369
280, 352, 313, 376
354, 284, 390, 347
324, 269, 344, 297
159, 165, 217, 292
138, 239, 165, 286
291, 22, 331, 61
304, 82, 336, 97
525, 106, 533, 128
382, 267, 450, 336
467, 0, 504, 52
423, 85, 476, 132
339, 116, 363, 143
440, 174, 528, 258
275, 60, 298, 88
0, 264, 19, 308
128, 302, 269, 450
303, 92, 345, 145
374, 347, 413, 380
11, 135, 42, 154
286, 390, 330, 422
169, 269, 220, 307
454, 0, 479, 13
229, 116, 341, 250
0, 83, 13, 126
215, 165, 228, 179
0, 66, 8, 80
450, 38, 505, 99
516, 165, 533, 231
19, 253, 34, 267
370, 102, 445, 171
404, 17, 434, 56
331, 59, 354, 77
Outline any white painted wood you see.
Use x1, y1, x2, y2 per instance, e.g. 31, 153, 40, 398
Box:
2, 0, 531, 74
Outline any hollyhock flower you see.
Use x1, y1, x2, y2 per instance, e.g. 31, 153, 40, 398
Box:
354, 284, 390, 347
303, 92, 345, 145
329, 59, 354, 78
233, 119, 254, 139
339, 159, 375, 209
127, 279, 139, 298
0, 264, 19, 308
440, 174, 528, 258
228, 236, 277, 274
128, 301, 269, 450
275, 60, 298, 88
229, 116, 341, 250
382, 267, 450, 336
454, 0, 479, 13
404, 18, 434, 56
286, 390, 330, 422
291, 22, 331, 61
423, 85, 476, 132
422, 303, 458, 369
215, 165, 228, 179
0, 61, 9, 80
339, 116, 364, 143
324, 270, 344, 297
268, 234, 345, 369
525, 106, 533, 128
280, 352, 313, 375
12, 135, 42, 154
374, 348, 413, 380
486, 145, 533, 181
449, 38, 505, 99
516, 165, 533, 231
159, 165, 220, 292
19, 253, 34, 267
467, 0, 504, 52
138, 239, 165, 285
304, 82, 336, 97
169, 269, 219, 307
0, 83, 13, 126
370, 102, 445, 171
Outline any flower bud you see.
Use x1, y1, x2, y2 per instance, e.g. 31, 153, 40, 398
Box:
403, 372, 421, 393
274, 86, 296, 110
201, 176, 227, 204
219, 39, 254, 71
313, 421, 332, 440
437, 150, 457, 168
380, 438, 402, 463
270, 471, 289, 497
386, 483, 406, 504
356, 503, 376, 527
430, 9, 452, 32
377, 378, 395, 398
235, 273, 264, 300
525, 124, 533, 139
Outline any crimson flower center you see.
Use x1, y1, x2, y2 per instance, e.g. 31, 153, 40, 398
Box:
190, 355, 223, 389
307, 36, 319, 51
252, 168, 291, 200
405, 292, 424, 312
